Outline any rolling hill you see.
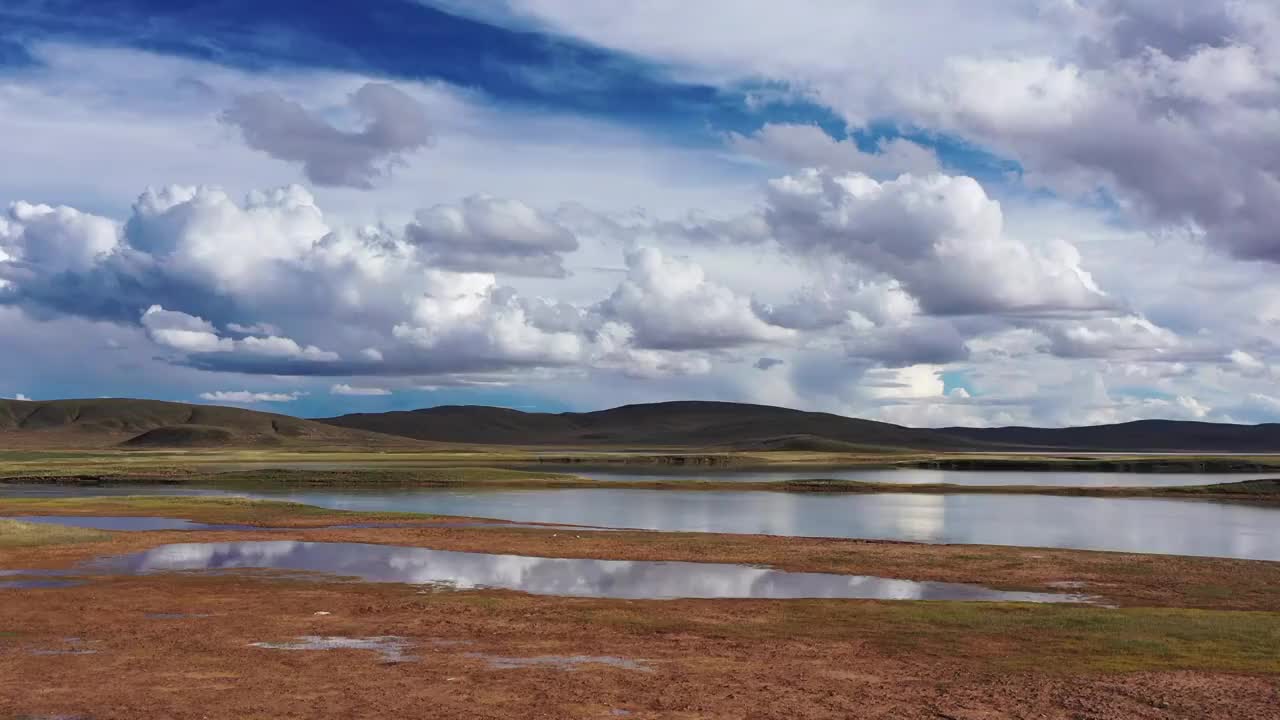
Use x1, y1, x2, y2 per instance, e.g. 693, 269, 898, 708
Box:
4, 398, 1278, 453
320, 401, 1280, 453
319, 401, 987, 451
0, 398, 424, 449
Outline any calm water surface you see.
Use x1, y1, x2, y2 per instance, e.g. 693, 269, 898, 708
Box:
82, 540, 1084, 602
238, 487, 1280, 561
6, 484, 1280, 561
543, 466, 1280, 487
187, 464, 1279, 487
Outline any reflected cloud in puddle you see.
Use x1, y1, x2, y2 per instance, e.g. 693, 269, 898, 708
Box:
0, 579, 83, 590
30, 638, 97, 656
250, 636, 417, 664
81, 541, 1088, 602
144, 613, 212, 620
473, 654, 651, 672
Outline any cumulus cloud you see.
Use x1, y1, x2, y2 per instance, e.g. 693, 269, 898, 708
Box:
0, 201, 118, 274
198, 390, 303, 404
142, 305, 340, 362
762, 169, 1110, 316
756, 278, 919, 331
4, 393, 32, 401
598, 247, 793, 350
221, 82, 432, 188
1041, 314, 1179, 359
899, 2, 1280, 262
330, 383, 392, 396
406, 195, 578, 277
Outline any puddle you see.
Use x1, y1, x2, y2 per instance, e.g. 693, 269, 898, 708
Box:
248, 635, 648, 672
144, 613, 211, 620
8, 515, 257, 532
324, 521, 612, 531
78, 541, 1089, 602
30, 638, 97, 656
0, 579, 83, 590
250, 636, 417, 664
472, 653, 651, 672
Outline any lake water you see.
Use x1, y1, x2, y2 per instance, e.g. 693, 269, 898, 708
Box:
79, 540, 1085, 602
538, 466, 1279, 487
170, 462, 1280, 487
235, 487, 1280, 561
6, 483, 1280, 561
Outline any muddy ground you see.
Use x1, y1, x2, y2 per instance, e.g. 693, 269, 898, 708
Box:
2, 518, 1280, 719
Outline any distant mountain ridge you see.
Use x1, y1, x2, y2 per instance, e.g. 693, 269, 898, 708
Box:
319, 400, 973, 450
3, 398, 1278, 452
0, 398, 423, 449
318, 400, 1280, 453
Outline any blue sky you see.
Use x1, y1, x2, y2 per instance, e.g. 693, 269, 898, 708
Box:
2, 0, 1279, 426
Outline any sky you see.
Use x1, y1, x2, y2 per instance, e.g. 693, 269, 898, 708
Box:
2, 0, 1280, 426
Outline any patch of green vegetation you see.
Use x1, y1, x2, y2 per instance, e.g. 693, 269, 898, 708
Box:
0, 518, 109, 547
581, 601, 1280, 674
0, 495, 443, 527
198, 466, 584, 487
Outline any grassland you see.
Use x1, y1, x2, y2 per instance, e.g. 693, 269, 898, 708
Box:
0, 518, 108, 548
3, 493, 1279, 718
4, 451, 1280, 504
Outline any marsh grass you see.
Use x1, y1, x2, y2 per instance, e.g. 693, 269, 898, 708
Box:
0, 495, 438, 526
572, 600, 1280, 674
0, 518, 109, 547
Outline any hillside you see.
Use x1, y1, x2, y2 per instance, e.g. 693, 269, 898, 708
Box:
319, 401, 981, 451
0, 398, 423, 449
5, 398, 1279, 453
320, 401, 1280, 453
940, 420, 1280, 454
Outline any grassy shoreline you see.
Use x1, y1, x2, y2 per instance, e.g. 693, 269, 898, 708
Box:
4, 467, 1280, 503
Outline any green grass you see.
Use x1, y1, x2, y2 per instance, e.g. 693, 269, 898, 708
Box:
575, 600, 1280, 674
0, 518, 109, 548
0, 495, 444, 526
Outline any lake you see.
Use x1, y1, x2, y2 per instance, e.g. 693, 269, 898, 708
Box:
535, 466, 1280, 487
6, 482, 1280, 561
201, 462, 1280, 487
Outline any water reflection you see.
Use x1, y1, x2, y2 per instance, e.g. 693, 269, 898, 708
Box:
86, 541, 1083, 602
8, 485, 1280, 560
194, 463, 1280, 488
245, 488, 1280, 561
501, 465, 1280, 487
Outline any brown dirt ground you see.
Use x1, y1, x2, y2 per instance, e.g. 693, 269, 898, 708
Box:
3, 527, 1280, 719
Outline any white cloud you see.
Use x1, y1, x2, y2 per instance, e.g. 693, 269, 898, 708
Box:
729, 124, 940, 177
762, 169, 1109, 315
0, 201, 119, 274
598, 247, 793, 350
221, 82, 432, 188
142, 306, 339, 362
406, 195, 578, 277
330, 383, 392, 396
1042, 315, 1179, 359
897, 4, 1280, 263
198, 390, 304, 404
